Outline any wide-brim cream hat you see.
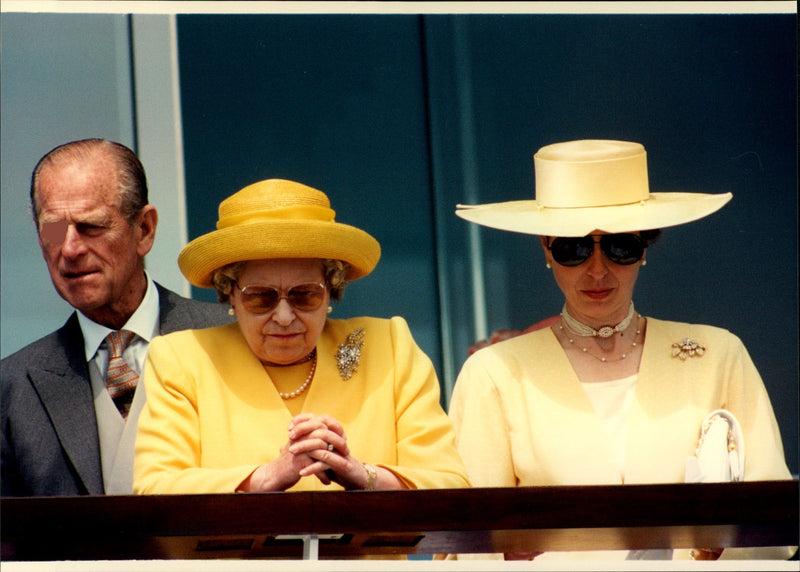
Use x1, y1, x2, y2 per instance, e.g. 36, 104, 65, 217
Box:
456, 139, 732, 237
179, 179, 381, 288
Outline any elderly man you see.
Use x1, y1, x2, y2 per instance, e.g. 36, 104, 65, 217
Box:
1, 139, 231, 496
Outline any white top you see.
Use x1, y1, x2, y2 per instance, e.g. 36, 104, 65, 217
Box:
580, 374, 638, 480
77, 273, 159, 494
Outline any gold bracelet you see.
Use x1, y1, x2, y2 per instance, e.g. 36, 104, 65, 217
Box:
362, 463, 377, 490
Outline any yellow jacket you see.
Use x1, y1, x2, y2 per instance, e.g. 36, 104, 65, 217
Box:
134, 316, 469, 494
449, 318, 793, 560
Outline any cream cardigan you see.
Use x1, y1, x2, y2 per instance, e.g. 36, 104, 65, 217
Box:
449, 318, 793, 560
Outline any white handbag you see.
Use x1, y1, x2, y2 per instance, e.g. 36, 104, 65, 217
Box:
628, 409, 745, 561
685, 409, 745, 483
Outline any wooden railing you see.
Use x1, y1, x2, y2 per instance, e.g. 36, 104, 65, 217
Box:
2, 480, 797, 560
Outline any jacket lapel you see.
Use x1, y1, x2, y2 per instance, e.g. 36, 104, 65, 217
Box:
29, 315, 104, 494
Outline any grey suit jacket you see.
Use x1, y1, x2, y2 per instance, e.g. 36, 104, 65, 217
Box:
1, 283, 232, 496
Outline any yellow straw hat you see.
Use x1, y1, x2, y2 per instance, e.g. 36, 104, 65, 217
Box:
178, 179, 381, 288
456, 139, 732, 237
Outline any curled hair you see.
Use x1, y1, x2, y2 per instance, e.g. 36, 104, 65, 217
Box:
639, 229, 662, 246
211, 259, 350, 304
321, 259, 350, 301
211, 261, 247, 303
30, 139, 148, 226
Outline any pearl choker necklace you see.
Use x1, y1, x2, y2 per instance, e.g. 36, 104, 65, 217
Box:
561, 302, 635, 338
560, 319, 642, 363
276, 354, 317, 400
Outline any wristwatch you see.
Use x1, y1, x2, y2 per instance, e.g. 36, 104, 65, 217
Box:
362, 463, 377, 490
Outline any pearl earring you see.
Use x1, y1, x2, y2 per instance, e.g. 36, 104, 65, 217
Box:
546, 262, 552, 269
641, 259, 647, 266
228, 307, 235, 316
327, 306, 333, 314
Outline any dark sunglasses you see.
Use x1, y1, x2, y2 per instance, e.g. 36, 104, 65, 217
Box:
547, 233, 645, 267
235, 282, 326, 314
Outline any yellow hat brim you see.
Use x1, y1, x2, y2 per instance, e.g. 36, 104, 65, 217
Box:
179, 219, 381, 288
456, 191, 732, 237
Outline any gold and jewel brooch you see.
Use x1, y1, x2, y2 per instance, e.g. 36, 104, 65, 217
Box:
335, 327, 365, 380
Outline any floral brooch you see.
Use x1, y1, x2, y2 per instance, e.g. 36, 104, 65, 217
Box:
672, 337, 706, 360
335, 327, 365, 380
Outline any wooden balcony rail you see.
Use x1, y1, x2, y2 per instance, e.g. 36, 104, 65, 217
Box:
2, 480, 797, 560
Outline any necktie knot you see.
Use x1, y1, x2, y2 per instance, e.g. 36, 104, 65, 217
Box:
104, 330, 138, 419
107, 329, 135, 358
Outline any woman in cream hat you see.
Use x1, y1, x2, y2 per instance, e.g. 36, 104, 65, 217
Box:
134, 179, 468, 496
448, 140, 794, 561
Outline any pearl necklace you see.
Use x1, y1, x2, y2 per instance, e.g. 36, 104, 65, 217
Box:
277, 354, 317, 400
559, 316, 642, 363
561, 302, 635, 338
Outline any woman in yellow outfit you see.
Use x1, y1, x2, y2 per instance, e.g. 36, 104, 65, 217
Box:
449, 140, 794, 561
134, 179, 468, 495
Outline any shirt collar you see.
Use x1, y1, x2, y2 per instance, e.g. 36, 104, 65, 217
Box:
78, 272, 161, 361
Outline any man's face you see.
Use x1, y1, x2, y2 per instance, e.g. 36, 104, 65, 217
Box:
35, 156, 154, 327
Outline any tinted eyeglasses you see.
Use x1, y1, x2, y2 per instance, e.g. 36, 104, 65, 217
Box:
235, 282, 327, 314
547, 233, 645, 267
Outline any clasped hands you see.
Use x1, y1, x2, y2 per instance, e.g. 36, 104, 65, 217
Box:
239, 413, 373, 492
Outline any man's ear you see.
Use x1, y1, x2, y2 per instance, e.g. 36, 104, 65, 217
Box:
135, 205, 158, 257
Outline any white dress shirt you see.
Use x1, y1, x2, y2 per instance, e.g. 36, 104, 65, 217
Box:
78, 273, 159, 494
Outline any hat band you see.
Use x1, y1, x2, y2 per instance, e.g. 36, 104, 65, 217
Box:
534, 150, 649, 208
217, 204, 335, 229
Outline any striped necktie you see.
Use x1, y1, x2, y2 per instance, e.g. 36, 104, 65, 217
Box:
104, 330, 138, 419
